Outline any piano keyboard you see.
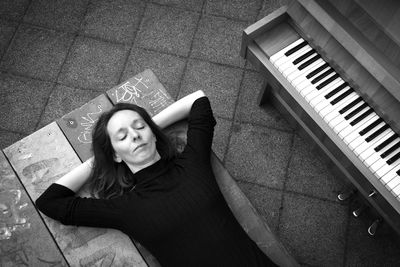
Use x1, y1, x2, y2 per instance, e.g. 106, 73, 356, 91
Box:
271, 38, 400, 200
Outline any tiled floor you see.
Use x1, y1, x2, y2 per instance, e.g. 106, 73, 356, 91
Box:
1, 0, 400, 266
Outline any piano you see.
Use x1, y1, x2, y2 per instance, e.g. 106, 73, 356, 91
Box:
241, 0, 400, 236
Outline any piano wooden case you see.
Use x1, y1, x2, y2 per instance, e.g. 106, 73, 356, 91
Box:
241, 0, 400, 236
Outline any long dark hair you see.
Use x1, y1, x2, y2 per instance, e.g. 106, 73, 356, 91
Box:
87, 103, 176, 199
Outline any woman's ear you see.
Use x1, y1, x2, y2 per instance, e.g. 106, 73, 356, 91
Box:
114, 153, 122, 163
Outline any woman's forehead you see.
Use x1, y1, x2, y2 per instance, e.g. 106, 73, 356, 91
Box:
106, 110, 143, 134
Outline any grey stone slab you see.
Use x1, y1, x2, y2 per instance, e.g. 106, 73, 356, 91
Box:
345, 216, 400, 266
0, 73, 53, 133
279, 193, 347, 266
0, 19, 17, 59
23, 0, 89, 33
179, 59, 243, 119
38, 85, 103, 129
121, 48, 186, 100
80, 0, 145, 44
225, 123, 293, 190
236, 70, 293, 131
286, 135, 346, 201
151, 0, 204, 12
258, 0, 289, 20
0, 129, 24, 150
237, 181, 283, 233
204, 0, 263, 21
135, 4, 199, 56
0, 24, 74, 81
58, 36, 129, 91
191, 15, 247, 67
212, 116, 232, 161
0, 0, 30, 20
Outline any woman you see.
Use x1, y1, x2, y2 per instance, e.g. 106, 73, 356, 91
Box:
36, 90, 276, 266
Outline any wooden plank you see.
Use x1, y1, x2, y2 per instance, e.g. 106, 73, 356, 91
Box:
106, 69, 174, 116
0, 151, 68, 266
57, 94, 113, 162
3, 122, 147, 267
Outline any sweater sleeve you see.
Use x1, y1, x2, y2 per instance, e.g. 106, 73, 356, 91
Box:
35, 183, 125, 230
183, 96, 216, 161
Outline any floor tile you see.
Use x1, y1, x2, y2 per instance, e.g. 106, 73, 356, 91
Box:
204, 0, 262, 21
0, 129, 24, 149
121, 47, 186, 100
179, 59, 243, 119
37, 85, 103, 129
80, 0, 144, 43
236, 70, 293, 131
23, 0, 89, 33
191, 15, 247, 67
0, 24, 74, 81
0, 19, 18, 58
286, 135, 346, 201
0, 73, 53, 133
345, 215, 400, 266
0, 0, 30, 20
238, 181, 282, 232
258, 0, 289, 20
225, 123, 293, 189
151, 0, 204, 12
213, 116, 232, 161
58, 36, 129, 91
135, 4, 199, 56
279, 192, 347, 266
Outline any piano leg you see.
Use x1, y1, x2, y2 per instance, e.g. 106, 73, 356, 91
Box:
257, 79, 272, 106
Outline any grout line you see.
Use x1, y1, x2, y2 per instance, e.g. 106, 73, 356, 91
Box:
173, 0, 207, 101
276, 133, 296, 234
33, 0, 93, 131
116, 1, 148, 84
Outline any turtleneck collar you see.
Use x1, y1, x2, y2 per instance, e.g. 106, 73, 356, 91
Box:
132, 157, 173, 189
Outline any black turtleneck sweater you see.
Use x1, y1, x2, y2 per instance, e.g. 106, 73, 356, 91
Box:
36, 97, 276, 267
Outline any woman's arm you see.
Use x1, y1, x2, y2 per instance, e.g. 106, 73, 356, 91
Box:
54, 157, 93, 192
152, 90, 205, 129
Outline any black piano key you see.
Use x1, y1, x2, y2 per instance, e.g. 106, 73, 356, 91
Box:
317, 73, 340, 90
298, 54, 321, 70
387, 151, 400, 165
325, 82, 348, 99
285, 40, 308, 56
311, 68, 334, 84
330, 88, 354, 105
306, 63, 329, 79
375, 134, 398, 152
293, 50, 316, 65
344, 102, 368, 120
381, 141, 400, 158
339, 96, 362, 114
359, 118, 383, 136
397, 169, 400, 176
350, 108, 373, 126
365, 124, 390, 142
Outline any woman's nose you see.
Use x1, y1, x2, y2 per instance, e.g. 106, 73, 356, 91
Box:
129, 129, 141, 141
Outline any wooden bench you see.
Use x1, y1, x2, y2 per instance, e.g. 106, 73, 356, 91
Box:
0, 69, 298, 267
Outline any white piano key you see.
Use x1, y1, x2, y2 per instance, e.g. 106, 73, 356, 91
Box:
358, 131, 396, 162
339, 114, 378, 141
282, 53, 319, 78
386, 176, 400, 191
270, 38, 305, 63
375, 158, 400, 178
391, 183, 400, 196
319, 93, 358, 118
305, 79, 343, 105
287, 59, 324, 82
351, 128, 392, 154
369, 147, 400, 173
380, 167, 398, 184
274, 46, 312, 71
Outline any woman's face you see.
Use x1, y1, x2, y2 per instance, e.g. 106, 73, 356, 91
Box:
106, 109, 160, 172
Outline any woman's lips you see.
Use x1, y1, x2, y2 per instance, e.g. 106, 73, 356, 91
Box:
134, 143, 146, 152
